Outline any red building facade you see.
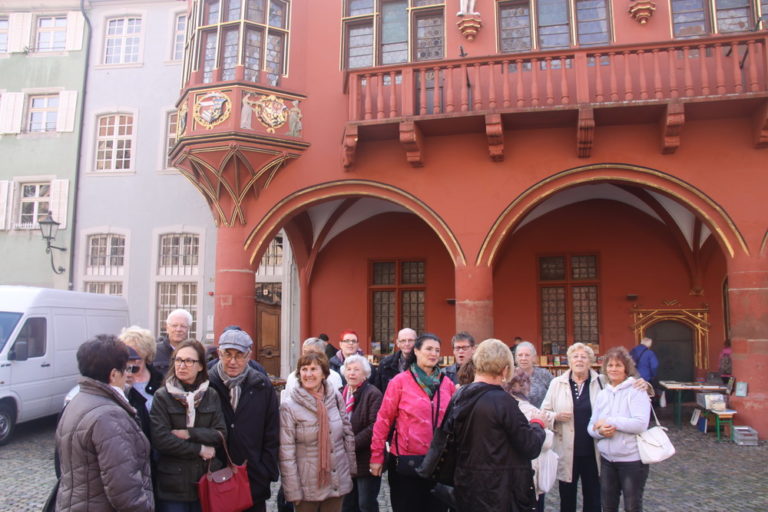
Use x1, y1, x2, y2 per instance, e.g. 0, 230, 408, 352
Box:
172, 0, 768, 435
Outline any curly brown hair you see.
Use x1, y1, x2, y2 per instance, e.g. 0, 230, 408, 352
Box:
600, 346, 638, 381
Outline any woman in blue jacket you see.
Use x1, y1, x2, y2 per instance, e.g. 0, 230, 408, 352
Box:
588, 347, 651, 512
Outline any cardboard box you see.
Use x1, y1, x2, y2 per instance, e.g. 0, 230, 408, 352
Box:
696, 393, 726, 410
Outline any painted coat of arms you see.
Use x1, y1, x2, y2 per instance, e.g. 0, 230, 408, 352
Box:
177, 102, 188, 137
254, 94, 288, 133
193, 91, 231, 129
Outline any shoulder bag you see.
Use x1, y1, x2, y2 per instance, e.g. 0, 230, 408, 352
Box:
636, 402, 675, 464
197, 432, 253, 512
393, 373, 443, 477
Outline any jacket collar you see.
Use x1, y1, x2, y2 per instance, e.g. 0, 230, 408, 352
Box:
78, 376, 137, 416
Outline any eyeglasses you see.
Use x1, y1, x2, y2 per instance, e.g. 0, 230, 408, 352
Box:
398, 338, 416, 343
168, 323, 189, 330
454, 345, 472, 352
340, 339, 358, 344
219, 351, 249, 361
173, 357, 199, 367
125, 365, 140, 374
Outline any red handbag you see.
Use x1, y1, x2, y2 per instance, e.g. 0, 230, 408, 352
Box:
197, 434, 253, 512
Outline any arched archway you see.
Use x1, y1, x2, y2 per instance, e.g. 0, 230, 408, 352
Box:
243, 179, 467, 268
477, 163, 748, 268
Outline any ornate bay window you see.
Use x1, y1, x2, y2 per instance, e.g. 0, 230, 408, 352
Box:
187, 0, 290, 85
343, 0, 445, 69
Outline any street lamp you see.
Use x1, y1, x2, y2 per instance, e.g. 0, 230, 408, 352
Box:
38, 211, 66, 274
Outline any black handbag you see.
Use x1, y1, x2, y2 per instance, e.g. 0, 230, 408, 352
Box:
416, 413, 455, 484
395, 454, 426, 477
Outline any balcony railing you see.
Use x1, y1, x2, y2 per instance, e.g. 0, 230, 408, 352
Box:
346, 33, 768, 122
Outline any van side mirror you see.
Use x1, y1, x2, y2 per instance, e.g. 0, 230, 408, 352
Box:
9, 340, 28, 362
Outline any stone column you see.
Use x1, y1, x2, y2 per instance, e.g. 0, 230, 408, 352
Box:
213, 224, 256, 340
726, 254, 768, 439
454, 264, 494, 342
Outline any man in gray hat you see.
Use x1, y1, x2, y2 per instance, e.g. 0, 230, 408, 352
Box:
209, 329, 280, 512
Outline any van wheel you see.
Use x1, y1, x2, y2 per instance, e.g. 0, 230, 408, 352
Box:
0, 404, 15, 446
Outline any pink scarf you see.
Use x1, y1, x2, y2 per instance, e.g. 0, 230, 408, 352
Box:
309, 387, 332, 488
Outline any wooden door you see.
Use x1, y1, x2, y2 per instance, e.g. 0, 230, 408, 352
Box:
646, 320, 694, 383
255, 301, 281, 376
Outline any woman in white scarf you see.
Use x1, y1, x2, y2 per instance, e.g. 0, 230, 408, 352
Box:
150, 339, 227, 512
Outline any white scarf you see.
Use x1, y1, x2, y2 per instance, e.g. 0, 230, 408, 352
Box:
165, 377, 210, 427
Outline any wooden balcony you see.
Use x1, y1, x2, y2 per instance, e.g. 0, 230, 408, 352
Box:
343, 33, 768, 165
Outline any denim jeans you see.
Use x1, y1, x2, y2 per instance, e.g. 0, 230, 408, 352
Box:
599, 457, 649, 512
342, 475, 382, 512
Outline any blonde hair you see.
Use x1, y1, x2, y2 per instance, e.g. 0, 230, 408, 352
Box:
472, 338, 514, 378
567, 342, 596, 364
118, 326, 156, 363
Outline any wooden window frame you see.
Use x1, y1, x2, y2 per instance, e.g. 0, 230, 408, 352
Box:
671, 0, 761, 38
342, 0, 445, 70
369, 258, 426, 346
497, 0, 611, 52
537, 253, 601, 354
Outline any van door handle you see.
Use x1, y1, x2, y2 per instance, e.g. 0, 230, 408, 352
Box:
41, 363, 51, 367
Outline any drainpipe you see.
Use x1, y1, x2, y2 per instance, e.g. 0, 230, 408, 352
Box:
67, 0, 92, 290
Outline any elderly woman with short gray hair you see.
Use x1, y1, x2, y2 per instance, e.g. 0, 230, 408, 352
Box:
341, 355, 383, 512
514, 341, 554, 408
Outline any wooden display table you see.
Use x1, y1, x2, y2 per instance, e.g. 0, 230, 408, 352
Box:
659, 381, 728, 428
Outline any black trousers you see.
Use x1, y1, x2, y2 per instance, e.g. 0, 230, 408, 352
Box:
387, 456, 446, 512
558, 454, 601, 512
599, 458, 649, 512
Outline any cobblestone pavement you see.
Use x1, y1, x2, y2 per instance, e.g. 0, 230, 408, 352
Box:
2, 405, 765, 512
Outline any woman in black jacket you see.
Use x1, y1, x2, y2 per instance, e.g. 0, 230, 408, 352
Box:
341, 354, 383, 512
150, 339, 226, 512
452, 339, 546, 512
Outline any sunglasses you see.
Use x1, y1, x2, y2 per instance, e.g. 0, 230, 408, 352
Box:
125, 365, 141, 374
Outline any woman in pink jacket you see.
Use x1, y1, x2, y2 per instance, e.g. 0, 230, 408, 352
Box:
369, 333, 456, 512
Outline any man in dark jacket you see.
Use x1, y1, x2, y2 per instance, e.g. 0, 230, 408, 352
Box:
209, 329, 280, 512
371, 327, 416, 392
56, 335, 154, 511
154, 308, 193, 375
444, 331, 476, 384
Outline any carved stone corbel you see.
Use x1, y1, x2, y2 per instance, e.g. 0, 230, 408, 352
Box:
577, 108, 595, 158
342, 124, 358, 169
661, 102, 685, 154
485, 114, 504, 162
753, 99, 768, 148
399, 121, 424, 167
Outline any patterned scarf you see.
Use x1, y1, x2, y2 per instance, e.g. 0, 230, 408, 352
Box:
308, 386, 332, 488
342, 385, 356, 416
214, 361, 250, 411
165, 377, 209, 427
410, 363, 441, 399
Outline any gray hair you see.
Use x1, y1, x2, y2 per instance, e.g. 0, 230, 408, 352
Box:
341, 354, 372, 378
166, 309, 192, 326
516, 340, 537, 359
397, 327, 417, 340
302, 337, 326, 350
641, 337, 653, 347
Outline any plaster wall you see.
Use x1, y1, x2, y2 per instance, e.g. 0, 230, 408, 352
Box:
74, 0, 216, 338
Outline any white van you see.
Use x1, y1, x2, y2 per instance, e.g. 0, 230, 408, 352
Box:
0, 286, 129, 445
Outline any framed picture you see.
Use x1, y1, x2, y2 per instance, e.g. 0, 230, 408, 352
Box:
735, 381, 748, 397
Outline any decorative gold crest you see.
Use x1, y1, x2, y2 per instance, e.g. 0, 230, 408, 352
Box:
177, 102, 188, 137
254, 94, 288, 133
193, 91, 231, 129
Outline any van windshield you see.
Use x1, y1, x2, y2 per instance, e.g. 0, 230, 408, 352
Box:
0, 312, 23, 353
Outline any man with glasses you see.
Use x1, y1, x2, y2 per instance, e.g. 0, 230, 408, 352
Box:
444, 331, 476, 384
209, 329, 280, 512
154, 308, 192, 375
372, 327, 417, 392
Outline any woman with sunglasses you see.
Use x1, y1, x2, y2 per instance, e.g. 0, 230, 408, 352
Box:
119, 326, 164, 439
150, 339, 227, 512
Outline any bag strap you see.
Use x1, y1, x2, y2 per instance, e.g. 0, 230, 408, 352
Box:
208, 430, 235, 473
630, 393, 663, 429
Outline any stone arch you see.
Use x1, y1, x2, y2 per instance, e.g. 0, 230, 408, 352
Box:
477, 163, 748, 267
243, 179, 467, 267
